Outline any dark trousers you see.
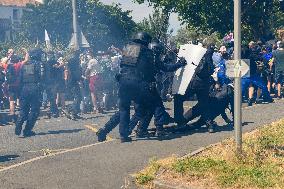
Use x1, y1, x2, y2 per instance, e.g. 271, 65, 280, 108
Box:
174, 88, 211, 124
241, 76, 271, 100
101, 109, 141, 136
118, 77, 161, 138
161, 77, 172, 100
16, 85, 41, 133
69, 83, 82, 115
102, 90, 170, 136
80, 79, 91, 112
46, 85, 58, 115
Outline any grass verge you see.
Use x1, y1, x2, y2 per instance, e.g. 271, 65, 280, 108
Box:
135, 119, 284, 188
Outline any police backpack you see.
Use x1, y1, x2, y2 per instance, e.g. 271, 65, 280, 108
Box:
21, 62, 41, 84
120, 43, 152, 67
6, 64, 17, 85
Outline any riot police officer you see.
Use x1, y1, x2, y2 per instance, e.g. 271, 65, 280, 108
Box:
134, 40, 187, 137
117, 32, 156, 142
96, 38, 186, 142
117, 34, 187, 142
15, 48, 43, 137
174, 43, 216, 133
65, 50, 82, 120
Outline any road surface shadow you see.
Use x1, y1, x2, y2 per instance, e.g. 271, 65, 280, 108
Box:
0, 155, 20, 163
84, 115, 105, 120
135, 121, 254, 142
134, 125, 231, 141
36, 129, 84, 136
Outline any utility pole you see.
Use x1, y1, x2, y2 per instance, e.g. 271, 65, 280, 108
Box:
72, 0, 79, 50
234, 0, 242, 154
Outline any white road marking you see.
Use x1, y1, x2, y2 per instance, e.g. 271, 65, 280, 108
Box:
0, 140, 114, 173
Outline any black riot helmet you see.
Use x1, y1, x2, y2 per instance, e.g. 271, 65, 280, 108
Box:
132, 32, 152, 46
149, 40, 165, 54
29, 48, 44, 61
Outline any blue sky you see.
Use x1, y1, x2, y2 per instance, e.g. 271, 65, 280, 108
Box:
100, 0, 182, 34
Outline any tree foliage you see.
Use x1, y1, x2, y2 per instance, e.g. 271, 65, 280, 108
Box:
21, 0, 137, 51
173, 27, 221, 46
135, 0, 284, 41
137, 8, 172, 42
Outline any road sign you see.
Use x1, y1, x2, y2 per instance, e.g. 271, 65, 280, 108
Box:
225, 59, 250, 78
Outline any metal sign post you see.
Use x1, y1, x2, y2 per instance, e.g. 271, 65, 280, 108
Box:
72, 0, 79, 50
234, 0, 242, 154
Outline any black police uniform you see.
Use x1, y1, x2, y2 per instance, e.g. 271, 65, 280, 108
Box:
44, 52, 59, 117
161, 51, 177, 100
118, 38, 156, 141
174, 46, 215, 132
97, 38, 185, 142
66, 51, 82, 119
134, 41, 186, 136
96, 104, 142, 142
15, 49, 43, 137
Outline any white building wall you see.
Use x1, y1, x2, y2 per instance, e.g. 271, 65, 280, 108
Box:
0, 6, 24, 26
0, 6, 25, 41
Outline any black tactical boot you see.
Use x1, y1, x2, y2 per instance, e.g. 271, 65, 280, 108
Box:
15, 124, 22, 136
247, 98, 253, 106
23, 130, 36, 137
96, 128, 107, 142
224, 117, 233, 124
263, 97, 274, 103
120, 136, 132, 143
255, 99, 262, 104
156, 125, 166, 138
11, 114, 18, 123
136, 130, 150, 138
206, 120, 216, 133
72, 114, 83, 120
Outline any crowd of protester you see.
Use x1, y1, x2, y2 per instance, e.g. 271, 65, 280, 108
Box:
0, 45, 123, 124
212, 38, 283, 106
0, 37, 283, 126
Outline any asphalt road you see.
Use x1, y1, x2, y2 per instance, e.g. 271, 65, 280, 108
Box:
0, 100, 283, 189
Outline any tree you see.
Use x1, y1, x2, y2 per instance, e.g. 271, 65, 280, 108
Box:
21, 0, 137, 51
135, 0, 284, 41
137, 8, 172, 42
173, 27, 221, 46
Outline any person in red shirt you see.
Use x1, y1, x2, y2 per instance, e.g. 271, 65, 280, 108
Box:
5, 49, 29, 121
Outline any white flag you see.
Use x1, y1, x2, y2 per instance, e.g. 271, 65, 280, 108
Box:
45, 29, 50, 41
45, 29, 51, 49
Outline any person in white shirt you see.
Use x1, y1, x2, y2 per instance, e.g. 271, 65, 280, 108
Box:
86, 58, 103, 113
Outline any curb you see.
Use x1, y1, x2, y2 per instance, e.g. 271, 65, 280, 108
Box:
132, 143, 222, 189
151, 145, 214, 189
153, 179, 203, 189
